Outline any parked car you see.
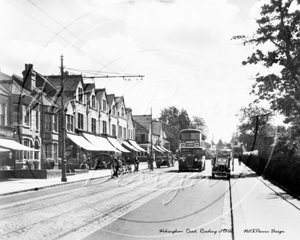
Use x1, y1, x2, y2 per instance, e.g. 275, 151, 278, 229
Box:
211, 150, 231, 179
155, 155, 171, 168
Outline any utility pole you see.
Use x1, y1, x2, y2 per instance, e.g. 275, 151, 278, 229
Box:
150, 107, 153, 156
60, 55, 67, 182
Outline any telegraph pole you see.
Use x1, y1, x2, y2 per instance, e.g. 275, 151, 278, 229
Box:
150, 107, 153, 156
61, 55, 67, 182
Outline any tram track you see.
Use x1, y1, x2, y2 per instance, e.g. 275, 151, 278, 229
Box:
0, 172, 182, 240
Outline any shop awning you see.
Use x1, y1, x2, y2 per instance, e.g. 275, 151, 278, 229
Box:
128, 140, 147, 152
153, 145, 163, 153
107, 137, 130, 153
121, 140, 140, 152
161, 146, 172, 153
156, 146, 166, 152
67, 133, 99, 151
0, 138, 39, 151
0, 147, 10, 152
83, 133, 120, 152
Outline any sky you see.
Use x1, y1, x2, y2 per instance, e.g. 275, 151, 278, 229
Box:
0, 0, 275, 143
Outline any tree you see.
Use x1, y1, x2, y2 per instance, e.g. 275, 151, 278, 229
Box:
159, 106, 191, 151
191, 116, 208, 139
236, 104, 277, 154
216, 139, 224, 150
232, 0, 300, 124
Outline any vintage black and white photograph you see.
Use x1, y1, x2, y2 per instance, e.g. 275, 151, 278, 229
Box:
0, 0, 300, 239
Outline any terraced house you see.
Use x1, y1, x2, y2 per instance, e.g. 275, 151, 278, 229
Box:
0, 61, 148, 175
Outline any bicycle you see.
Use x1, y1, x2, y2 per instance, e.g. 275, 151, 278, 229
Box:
148, 161, 153, 171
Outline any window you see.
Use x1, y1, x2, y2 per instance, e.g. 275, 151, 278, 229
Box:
141, 134, 146, 142
112, 106, 116, 116
36, 111, 39, 130
102, 121, 107, 134
123, 127, 126, 139
118, 126, 122, 138
13, 104, 19, 124
53, 115, 58, 132
24, 107, 31, 126
91, 95, 96, 108
53, 143, 58, 161
121, 107, 125, 118
23, 140, 29, 159
45, 144, 52, 158
45, 114, 52, 131
67, 115, 74, 132
78, 87, 83, 103
112, 124, 116, 137
102, 99, 106, 112
91, 118, 96, 133
78, 113, 84, 130
0, 104, 6, 125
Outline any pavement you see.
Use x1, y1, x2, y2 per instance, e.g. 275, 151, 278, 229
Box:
230, 158, 300, 240
0, 162, 148, 196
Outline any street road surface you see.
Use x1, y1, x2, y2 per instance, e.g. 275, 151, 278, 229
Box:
0, 159, 300, 240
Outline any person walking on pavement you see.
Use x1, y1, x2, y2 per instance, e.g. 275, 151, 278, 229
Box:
238, 154, 242, 166
111, 154, 120, 178
134, 155, 139, 172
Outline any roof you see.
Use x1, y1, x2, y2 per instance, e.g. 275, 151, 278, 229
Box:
132, 115, 151, 131
44, 74, 82, 93
152, 121, 162, 136
106, 94, 115, 107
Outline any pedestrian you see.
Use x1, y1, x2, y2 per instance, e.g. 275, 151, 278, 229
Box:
147, 153, 154, 171
134, 155, 139, 172
111, 154, 120, 178
238, 154, 242, 166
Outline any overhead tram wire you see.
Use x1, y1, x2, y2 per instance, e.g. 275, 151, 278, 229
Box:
26, 0, 126, 74
7, 0, 123, 74
64, 67, 131, 76
64, 67, 143, 79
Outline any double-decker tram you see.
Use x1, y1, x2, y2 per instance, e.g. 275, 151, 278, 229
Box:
177, 129, 207, 172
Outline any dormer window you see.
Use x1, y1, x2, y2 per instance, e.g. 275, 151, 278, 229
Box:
78, 87, 83, 103
102, 99, 106, 112
91, 95, 95, 108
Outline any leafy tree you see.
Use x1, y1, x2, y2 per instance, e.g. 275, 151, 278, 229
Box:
159, 106, 191, 151
216, 139, 224, 150
191, 116, 208, 140
236, 104, 279, 154
232, 0, 300, 124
